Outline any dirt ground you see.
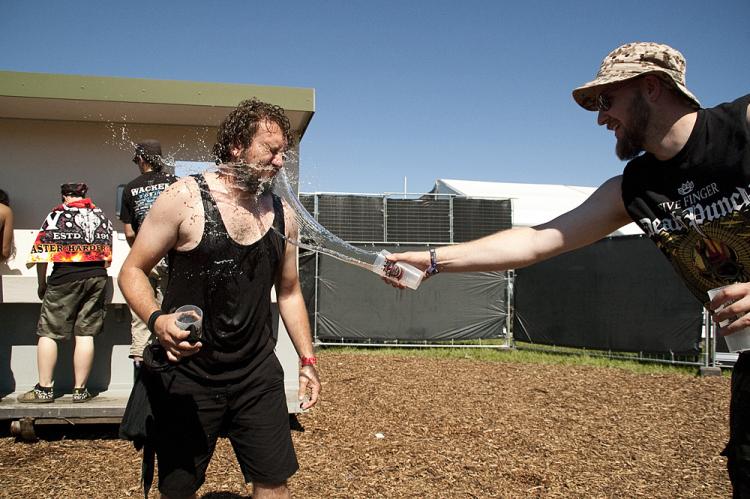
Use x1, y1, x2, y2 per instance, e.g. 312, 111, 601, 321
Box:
0, 352, 733, 498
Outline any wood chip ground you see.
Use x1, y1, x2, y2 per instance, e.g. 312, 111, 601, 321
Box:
0, 352, 732, 498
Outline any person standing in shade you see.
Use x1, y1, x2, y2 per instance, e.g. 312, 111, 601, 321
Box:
387, 42, 750, 495
21, 182, 113, 403
0, 189, 14, 263
119, 140, 177, 375
119, 99, 320, 498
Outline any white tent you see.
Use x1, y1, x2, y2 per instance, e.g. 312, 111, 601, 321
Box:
431, 178, 642, 236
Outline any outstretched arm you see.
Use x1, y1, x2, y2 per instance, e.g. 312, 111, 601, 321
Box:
389, 175, 633, 274
276, 199, 320, 410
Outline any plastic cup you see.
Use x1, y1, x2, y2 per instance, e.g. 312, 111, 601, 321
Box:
175, 305, 203, 343
707, 286, 750, 352
372, 250, 424, 290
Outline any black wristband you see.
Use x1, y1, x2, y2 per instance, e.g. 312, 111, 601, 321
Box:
147, 310, 164, 334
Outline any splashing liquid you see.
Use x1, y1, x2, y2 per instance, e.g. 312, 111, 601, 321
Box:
270, 167, 423, 289
107, 122, 422, 288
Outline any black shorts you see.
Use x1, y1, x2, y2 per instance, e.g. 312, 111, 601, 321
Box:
724, 351, 750, 496
147, 354, 298, 497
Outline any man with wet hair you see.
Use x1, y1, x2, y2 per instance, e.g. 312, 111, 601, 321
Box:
120, 140, 177, 375
119, 98, 320, 499
387, 42, 750, 493
212, 99, 296, 194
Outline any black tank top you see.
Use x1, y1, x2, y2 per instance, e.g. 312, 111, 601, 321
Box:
622, 94, 750, 303
162, 174, 286, 383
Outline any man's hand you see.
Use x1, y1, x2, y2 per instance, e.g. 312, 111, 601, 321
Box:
709, 282, 750, 336
299, 365, 321, 410
381, 250, 431, 289
153, 313, 202, 362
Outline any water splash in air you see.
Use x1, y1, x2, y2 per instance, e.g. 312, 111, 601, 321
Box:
271, 166, 423, 289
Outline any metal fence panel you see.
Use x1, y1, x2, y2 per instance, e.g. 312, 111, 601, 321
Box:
453, 198, 513, 242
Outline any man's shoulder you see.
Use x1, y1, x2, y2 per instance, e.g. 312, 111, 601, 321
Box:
728, 94, 750, 107
128, 171, 177, 186
153, 171, 179, 183
124, 175, 144, 191
153, 176, 199, 207
705, 94, 750, 118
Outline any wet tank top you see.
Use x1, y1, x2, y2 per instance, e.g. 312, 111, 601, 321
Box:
162, 174, 286, 383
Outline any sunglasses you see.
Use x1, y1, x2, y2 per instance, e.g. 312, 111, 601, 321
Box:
596, 93, 612, 112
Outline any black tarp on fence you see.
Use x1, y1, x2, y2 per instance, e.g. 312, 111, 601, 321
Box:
301, 245, 508, 342
512, 235, 704, 354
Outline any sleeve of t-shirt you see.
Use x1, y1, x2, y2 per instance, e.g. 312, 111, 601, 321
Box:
119, 189, 133, 224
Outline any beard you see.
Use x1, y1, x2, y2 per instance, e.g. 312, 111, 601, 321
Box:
615, 91, 651, 161
217, 162, 276, 195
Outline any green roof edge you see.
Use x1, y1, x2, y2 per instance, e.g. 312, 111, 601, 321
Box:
0, 71, 315, 112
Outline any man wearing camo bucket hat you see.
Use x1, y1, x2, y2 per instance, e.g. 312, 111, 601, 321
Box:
387, 42, 750, 493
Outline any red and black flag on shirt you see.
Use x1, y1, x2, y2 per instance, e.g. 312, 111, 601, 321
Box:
27, 198, 113, 266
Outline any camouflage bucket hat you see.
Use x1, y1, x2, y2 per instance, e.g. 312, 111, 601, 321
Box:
572, 42, 701, 111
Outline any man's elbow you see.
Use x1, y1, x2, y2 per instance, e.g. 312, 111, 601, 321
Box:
276, 279, 302, 301
118, 265, 137, 293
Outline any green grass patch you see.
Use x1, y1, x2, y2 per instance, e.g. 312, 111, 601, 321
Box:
319, 344, 715, 377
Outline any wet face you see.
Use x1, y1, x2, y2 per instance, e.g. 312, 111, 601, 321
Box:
228, 119, 287, 192
596, 80, 652, 160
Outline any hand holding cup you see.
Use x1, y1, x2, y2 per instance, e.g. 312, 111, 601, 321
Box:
175, 305, 203, 343
154, 305, 204, 362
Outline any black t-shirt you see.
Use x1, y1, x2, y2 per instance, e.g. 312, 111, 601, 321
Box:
48, 261, 107, 285
622, 94, 750, 303
120, 170, 178, 233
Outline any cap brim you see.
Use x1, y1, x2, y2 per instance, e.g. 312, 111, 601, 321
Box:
572, 74, 644, 111
572, 70, 701, 111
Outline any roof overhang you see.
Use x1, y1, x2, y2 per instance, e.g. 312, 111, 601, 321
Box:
0, 71, 315, 138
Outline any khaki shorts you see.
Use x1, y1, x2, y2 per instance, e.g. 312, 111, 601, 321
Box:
37, 276, 108, 340
129, 262, 168, 358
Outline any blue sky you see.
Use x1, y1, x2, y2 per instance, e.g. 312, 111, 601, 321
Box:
1, 1, 748, 194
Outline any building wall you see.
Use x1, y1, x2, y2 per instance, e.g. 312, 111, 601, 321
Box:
0, 118, 215, 230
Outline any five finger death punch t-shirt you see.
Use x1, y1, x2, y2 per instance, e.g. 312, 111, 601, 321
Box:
622, 94, 750, 303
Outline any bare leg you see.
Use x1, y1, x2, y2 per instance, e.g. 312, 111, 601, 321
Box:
73, 336, 94, 388
253, 481, 290, 499
37, 336, 58, 387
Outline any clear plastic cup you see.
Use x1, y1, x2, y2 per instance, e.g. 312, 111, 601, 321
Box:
707, 286, 750, 352
174, 305, 203, 343
372, 250, 424, 290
